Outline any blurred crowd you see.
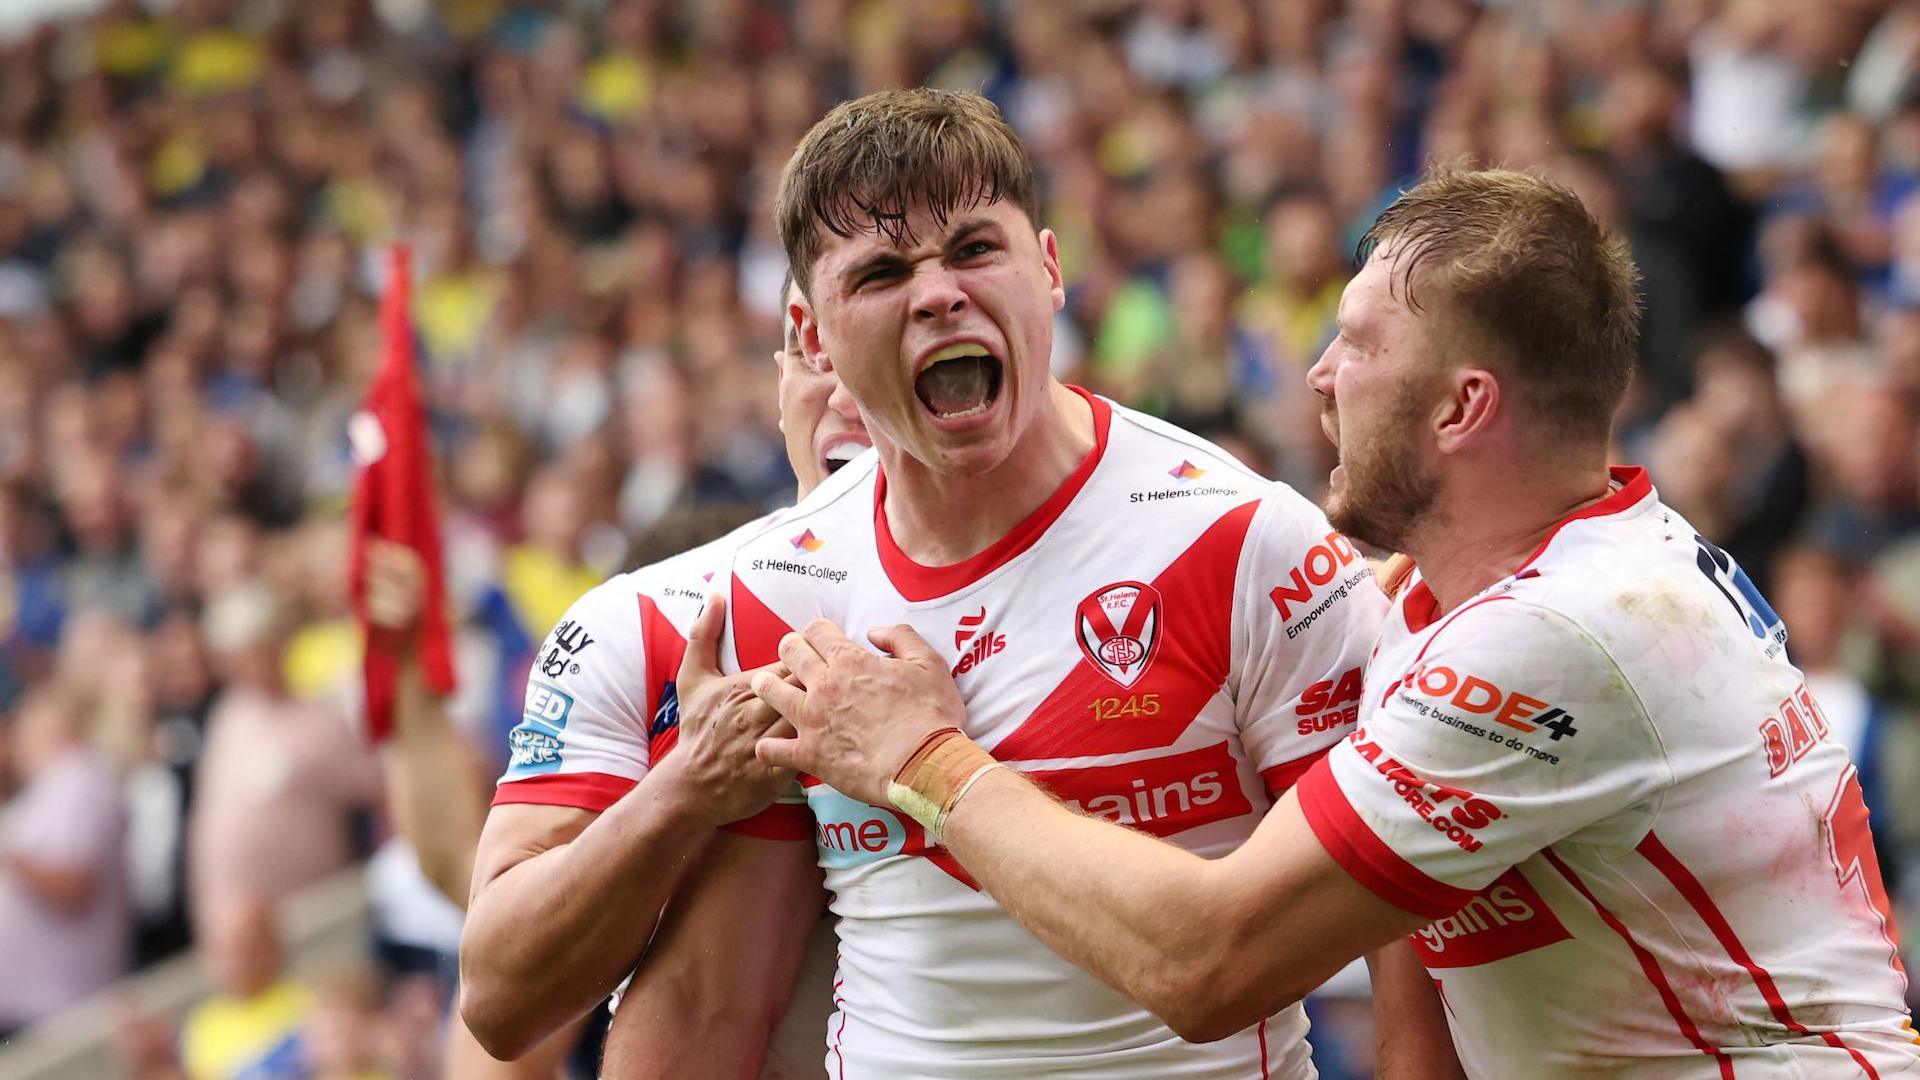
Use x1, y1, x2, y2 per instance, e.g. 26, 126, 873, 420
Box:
1, 0, 1920, 1076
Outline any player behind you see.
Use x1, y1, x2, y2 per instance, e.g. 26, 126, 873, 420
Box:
450, 275, 867, 1069
755, 166, 1920, 1076
603, 88, 1459, 1078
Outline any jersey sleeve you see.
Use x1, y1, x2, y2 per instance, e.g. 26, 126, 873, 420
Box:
1231, 483, 1389, 797
493, 578, 660, 812
1297, 598, 1673, 918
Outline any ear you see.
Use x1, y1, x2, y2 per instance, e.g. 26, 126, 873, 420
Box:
1039, 228, 1066, 313
793, 294, 830, 373
1433, 367, 1500, 455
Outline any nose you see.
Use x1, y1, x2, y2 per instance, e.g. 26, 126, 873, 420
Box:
911, 265, 967, 322
826, 373, 861, 420
1306, 341, 1337, 399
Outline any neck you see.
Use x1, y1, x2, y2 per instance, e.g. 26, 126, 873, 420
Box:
880, 382, 1095, 565
1405, 462, 1615, 615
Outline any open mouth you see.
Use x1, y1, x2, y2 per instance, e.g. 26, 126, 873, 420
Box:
820, 441, 867, 475
914, 344, 1003, 421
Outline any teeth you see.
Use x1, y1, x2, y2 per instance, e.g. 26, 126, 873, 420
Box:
823, 444, 864, 462
934, 400, 992, 420
925, 343, 992, 367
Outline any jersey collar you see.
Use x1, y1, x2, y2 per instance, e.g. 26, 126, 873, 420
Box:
1400, 465, 1653, 634
874, 386, 1112, 602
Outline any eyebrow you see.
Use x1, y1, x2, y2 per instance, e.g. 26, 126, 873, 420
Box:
837, 250, 909, 291
946, 216, 997, 245
834, 215, 1003, 292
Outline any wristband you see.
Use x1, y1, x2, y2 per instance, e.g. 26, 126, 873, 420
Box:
886, 727, 1003, 840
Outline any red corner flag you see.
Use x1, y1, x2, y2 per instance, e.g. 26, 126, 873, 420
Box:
349, 246, 455, 742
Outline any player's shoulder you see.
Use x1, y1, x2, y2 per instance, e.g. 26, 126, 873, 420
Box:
1098, 398, 1270, 496
646, 506, 794, 584
1095, 398, 1341, 537
730, 450, 878, 561
565, 508, 794, 637
1498, 474, 1758, 668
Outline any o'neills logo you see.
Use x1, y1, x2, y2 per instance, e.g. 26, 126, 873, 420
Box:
1411, 867, 1572, 969
952, 606, 1007, 676
1076, 581, 1163, 688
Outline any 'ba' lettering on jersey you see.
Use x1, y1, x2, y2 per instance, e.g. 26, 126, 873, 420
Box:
722, 391, 1386, 1079
1299, 467, 1920, 1078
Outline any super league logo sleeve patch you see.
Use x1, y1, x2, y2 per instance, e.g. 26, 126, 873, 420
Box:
1077, 581, 1163, 688
506, 682, 575, 777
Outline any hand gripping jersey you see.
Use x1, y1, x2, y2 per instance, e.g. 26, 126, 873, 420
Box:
1299, 467, 1920, 1078
490, 511, 828, 1075
493, 511, 802, 820
722, 390, 1387, 1079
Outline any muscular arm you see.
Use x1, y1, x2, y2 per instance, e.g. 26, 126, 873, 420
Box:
458, 775, 712, 1060
461, 593, 796, 1060
754, 621, 1427, 1043
601, 833, 826, 1079
936, 771, 1425, 1041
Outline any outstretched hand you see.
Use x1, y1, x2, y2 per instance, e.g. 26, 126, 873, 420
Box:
656, 593, 799, 827
363, 539, 426, 657
751, 619, 967, 806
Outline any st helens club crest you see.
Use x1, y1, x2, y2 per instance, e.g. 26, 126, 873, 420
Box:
1077, 581, 1163, 688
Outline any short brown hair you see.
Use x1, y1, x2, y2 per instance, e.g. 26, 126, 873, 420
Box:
777, 89, 1040, 297
1359, 167, 1641, 443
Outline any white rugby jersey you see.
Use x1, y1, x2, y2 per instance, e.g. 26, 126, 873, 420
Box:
1299, 467, 1920, 1078
492, 510, 802, 833
722, 390, 1387, 1078
490, 510, 836, 1078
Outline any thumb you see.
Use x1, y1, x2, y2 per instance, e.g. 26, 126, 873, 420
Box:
867, 623, 944, 669
678, 592, 728, 690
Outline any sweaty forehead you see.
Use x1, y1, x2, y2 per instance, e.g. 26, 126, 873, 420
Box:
1339, 256, 1400, 333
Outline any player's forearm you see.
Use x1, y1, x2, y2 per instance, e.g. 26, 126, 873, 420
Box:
1368, 940, 1466, 1080
939, 768, 1270, 1041
460, 772, 715, 1058
602, 834, 826, 1079
384, 662, 486, 906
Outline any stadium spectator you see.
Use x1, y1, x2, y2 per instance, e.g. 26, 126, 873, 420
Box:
188, 583, 377, 905
180, 890, 308, 1080
0, 684, 129, 1037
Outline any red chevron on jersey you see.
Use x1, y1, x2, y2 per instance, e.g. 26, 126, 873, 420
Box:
730, 574, 797, 668
637, 594, 686, 760
992, 499, 1255, 762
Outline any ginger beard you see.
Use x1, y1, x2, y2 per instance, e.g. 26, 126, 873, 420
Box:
1321, 376, 1440, 553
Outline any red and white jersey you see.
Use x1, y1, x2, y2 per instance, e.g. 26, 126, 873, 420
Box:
491, 509, 809, 833
1299, 467, 1920, 1078
489, 510, 837, 1078
723, 390, 1387, 1078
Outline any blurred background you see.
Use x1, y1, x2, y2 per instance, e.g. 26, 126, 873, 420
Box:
0, 0, 1917, 1077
